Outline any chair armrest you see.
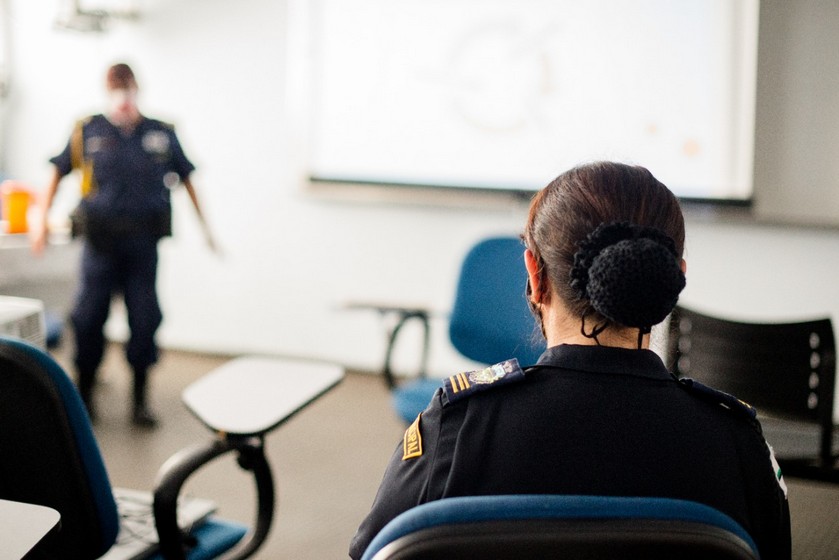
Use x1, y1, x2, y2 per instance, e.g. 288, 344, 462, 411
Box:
344, 301, 434, 389
383, 309, 431, 389
153, 436, 274, 560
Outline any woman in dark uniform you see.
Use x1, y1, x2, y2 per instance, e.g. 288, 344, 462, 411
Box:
350, 161, 790, 560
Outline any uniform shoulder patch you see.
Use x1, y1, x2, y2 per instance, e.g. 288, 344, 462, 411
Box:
402, 413, 423, 460
443, 358, 525, 405
679, 378, 757, 420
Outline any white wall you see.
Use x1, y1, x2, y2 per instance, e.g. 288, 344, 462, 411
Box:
2, 1, 838, 421
0, 0, 529, 377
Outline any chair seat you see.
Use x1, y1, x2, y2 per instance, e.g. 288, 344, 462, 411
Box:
391, 378, 443, 423
148, 517, 248, 560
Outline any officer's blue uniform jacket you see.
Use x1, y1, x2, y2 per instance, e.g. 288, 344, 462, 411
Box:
50, 113, 195, 235
49, 114, 195, 373
350, 344, 791, 560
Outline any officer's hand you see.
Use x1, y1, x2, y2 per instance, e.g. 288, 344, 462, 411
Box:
29, 221, 49, 256
201, 222, 222, 257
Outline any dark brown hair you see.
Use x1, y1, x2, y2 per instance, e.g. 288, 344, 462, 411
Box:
106, 63, 137, 90
523, 161, 685, 323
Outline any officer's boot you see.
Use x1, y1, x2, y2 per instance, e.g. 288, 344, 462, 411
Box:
131, 367, 159, 428
77, 369, 97, 422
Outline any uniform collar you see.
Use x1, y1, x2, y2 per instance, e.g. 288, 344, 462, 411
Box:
99, 113, 147, 135
534, 344, 673, 381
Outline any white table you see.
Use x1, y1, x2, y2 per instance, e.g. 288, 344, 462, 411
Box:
182, 356, 345, 436
0, 499, 61, 560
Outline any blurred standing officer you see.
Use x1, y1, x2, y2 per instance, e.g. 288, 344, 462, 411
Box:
31, 62, 216, 428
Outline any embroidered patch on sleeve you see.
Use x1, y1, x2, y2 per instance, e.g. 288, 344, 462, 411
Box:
444, 358, 526, 404
402, 413, 423, 460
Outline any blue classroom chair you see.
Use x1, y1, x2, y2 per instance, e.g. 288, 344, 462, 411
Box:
0, 336, 273, 559
361, 494, 760, 560
386, 236, 545, 424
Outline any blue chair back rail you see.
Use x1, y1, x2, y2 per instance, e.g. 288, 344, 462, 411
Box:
361, 495, 760, 560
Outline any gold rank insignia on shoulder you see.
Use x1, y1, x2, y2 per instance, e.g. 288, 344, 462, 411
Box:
402, 413, 423, 460
444, 358, 526, 404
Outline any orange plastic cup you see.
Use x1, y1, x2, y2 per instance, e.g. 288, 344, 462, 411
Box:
1, 181, 32, 234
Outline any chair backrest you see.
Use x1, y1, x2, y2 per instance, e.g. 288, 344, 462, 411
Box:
667, 305, 836, 463
361, 495, 760, 560
449, 237, 544, 367
0, 336, 119, 559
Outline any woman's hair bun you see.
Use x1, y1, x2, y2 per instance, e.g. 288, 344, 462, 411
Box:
570, 222, 686, 329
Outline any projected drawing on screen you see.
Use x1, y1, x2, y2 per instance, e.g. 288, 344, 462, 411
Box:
307, 0, 758, 202
444, 20, 555, 133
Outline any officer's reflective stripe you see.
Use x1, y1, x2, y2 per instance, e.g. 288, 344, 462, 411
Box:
449, 375, 460, 393
458, 372, 471, 391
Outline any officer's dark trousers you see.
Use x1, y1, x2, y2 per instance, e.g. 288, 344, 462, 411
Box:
71, 234, 163, 399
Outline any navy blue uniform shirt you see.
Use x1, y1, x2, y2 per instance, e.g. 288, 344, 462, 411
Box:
350, 344, 791, 560
50, 114, 194, 231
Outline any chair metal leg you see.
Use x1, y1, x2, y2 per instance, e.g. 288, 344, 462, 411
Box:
383, 310, 431, 389
153, 435, 275, 560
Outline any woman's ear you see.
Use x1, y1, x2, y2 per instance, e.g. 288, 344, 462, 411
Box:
524, 249, 545, 303
680, 258, 687, 275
